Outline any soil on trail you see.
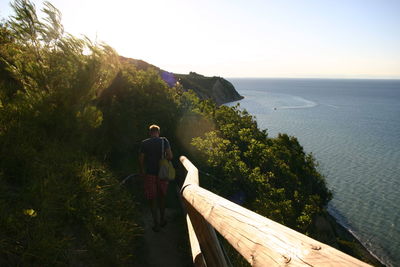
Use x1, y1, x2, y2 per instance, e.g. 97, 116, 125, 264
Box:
141, 181, 192, 267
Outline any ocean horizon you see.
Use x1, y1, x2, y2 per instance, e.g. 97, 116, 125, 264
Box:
227, 77, 400, 80
227, 78, 400, 267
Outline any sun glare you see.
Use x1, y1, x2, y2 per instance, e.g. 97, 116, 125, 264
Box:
3, 0, 399, 78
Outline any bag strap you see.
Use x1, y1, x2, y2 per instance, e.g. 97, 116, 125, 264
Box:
161, 137, 165, 159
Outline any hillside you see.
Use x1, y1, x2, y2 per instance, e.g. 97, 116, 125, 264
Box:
0, 1, 381, 266
120, 57, 244, 104
175, 72, 244, 105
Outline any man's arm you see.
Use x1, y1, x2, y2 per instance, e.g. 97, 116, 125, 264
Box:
139, 153, 145, 175
165, 148, 173, 161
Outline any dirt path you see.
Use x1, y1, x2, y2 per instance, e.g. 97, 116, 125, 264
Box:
141, 182, 192, 267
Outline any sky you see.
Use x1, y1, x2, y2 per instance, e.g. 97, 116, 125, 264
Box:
1, 0, 400, 78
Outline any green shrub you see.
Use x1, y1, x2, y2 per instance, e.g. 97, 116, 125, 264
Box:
0, 1, 141, 265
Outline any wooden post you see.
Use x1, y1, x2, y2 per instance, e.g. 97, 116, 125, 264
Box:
186, 214, 207, 267
180, 156, 228, 267
180, 156, 371, 267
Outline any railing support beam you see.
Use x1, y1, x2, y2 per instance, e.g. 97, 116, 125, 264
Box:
180, 156, 371, 267
180, 156, 228, 267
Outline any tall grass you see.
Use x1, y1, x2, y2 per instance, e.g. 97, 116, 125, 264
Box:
0, 1, 142, 265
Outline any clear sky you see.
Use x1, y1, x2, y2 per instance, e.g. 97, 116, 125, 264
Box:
1, 0, 400, 78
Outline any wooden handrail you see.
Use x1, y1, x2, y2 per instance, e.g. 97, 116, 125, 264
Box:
180, 156, 371, 267
180, 156, 228, 267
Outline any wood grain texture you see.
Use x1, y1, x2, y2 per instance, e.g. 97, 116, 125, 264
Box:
181, 156, 228, 267
180, 156, 371, 267
186, 214, 207, 267
185, 198, 229, 267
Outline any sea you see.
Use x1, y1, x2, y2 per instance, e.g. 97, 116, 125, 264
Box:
226, 78, 400, 267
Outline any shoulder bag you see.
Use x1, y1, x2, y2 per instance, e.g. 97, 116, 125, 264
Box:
158, 138, 175, 181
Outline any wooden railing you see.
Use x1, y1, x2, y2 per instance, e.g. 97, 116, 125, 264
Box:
180, 156, 371, 267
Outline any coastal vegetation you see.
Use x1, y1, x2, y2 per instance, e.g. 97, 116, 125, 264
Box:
0, 1, 141, 265
119, 57, 244, 105
0, 0, 376, 266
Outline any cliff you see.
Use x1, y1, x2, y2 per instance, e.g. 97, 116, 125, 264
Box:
120, 57, 244, 105
174, 72, 244, 105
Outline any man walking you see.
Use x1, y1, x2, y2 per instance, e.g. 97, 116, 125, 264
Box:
139, 125, 173, 232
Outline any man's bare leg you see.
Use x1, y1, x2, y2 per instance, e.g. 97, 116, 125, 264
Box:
158, 196, 166, 226
149, 199, 160, 231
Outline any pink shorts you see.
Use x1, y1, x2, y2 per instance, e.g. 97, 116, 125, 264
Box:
144, 175, 169, 200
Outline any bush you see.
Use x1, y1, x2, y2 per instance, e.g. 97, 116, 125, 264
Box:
0, 1, 141, 265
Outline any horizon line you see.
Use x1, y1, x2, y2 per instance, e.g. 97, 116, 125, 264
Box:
224, 76, 400, 80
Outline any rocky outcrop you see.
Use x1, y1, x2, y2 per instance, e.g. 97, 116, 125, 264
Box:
212, 77, 244, 105
175, 72, 244, 105
120, 57, 244, 105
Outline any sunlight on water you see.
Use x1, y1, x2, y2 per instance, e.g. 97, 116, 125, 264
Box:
239, 90, 318, 111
